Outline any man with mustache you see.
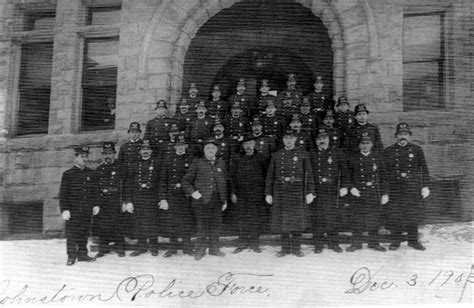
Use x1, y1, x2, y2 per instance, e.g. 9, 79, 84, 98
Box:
186, 101, 214, 157
383, 122, 430, 251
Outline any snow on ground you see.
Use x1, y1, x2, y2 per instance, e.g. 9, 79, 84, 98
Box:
0, 222, 473, 307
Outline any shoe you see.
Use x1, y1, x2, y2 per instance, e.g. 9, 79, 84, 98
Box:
314, 246, 323, 254
276, 251, 289, 257
209, 249, 225, 257
96, 251, 107, 258
77, 255, 96, 262
150, 250, 159, 256
117, 251, 126, 257
329, 245, 343, 253
130, 249, 147, 257
408, 242, 426, 251
346, 245, 362, 252
66, 257, 75, 266
194, 251, 205, 261
251, 246, 262, 253
389, 243, 400, 251
233, 247, 245, 254
183, 248, 194, 256
164, 250, 177, 258
293, 251, 304, 257
378, 226, 391, 235
368, 244, 387, 252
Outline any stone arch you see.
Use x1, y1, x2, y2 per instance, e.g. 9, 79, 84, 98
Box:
139, 0, 372, 111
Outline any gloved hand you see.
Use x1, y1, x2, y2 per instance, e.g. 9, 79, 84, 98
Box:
381, 194, 389, 205
62, 210, 71, 221
231, 193, 237, 204
339, 188, 348, 197
191, 191, 202, 200
305, 193, 315, 204
125, 202, 134, 213
421, 187, 430, 199
222, 202, 227, 211
350, 187, 361, 197
159, 200, 169, 210
92, 206, 100, 215
265, 195, 273, 205
121, 202, 127, 213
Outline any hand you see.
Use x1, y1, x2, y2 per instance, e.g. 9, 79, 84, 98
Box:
305, 193, 315, 204
121, 202, 127, 213
92, 206, 100, 215
125, 203, 134, 213
62, 210, 71, 221
191, 191, 202, 200
421, 187, 430, 199
381, 194, 389, 205
222, 202, 227, 211
350, 188, 361, 197
231, 193, 237, 204
159, 200, 169, 210
265, 195, 273, 205
339, 188, 348, 197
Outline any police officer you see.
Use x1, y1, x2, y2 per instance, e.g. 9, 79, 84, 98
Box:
230, 133, 268, 253
257, 79, 277, 114
228, 78, 254, 118
334, 96, 354, 134
186, 82, 201, 112
186, 101, 214, 157
159, 133, 195, 257
299, 97, 318, 137
250, 116, 277, 160
321, 110, 343, 148
344, 104, 383, 153
175, 98, 195, 132
265, 129, 315, 257
183, 137, 228, 260
157, 123, 180, 162
207, 85, 228, 121
94, 142, 125, 258
261, 101, 286, 141
383, 123, 430, 251
309, 128, 346, 253
277, 73, 302, 123
342, 133, 389, 252
123, 140, 161, 257
59, 145, 98, 266
288, 114, 312, 151
225, 101, 249, 153
144, 99, 175, 157
212, 121, 232, 165
307, 76, 331, 120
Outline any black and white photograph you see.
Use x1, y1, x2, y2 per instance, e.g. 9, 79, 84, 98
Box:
0, 0, 473, 307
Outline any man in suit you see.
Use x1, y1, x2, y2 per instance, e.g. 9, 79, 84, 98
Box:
383, 122, 430, 251
265, 129, 315, 257
59, 145, 98, 266
183, 137, 228, 260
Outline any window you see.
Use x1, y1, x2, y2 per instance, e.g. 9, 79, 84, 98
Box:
23, 11, 56, 31
81, 37, 118, 131
79, 4, 121, 132
403, 13, 445, 111
17, 42, 53, 135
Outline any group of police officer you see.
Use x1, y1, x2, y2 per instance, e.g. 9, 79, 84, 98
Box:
59, 74, 430, 266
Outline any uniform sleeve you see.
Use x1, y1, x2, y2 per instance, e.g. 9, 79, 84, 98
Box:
378, 155, 389, 195
229, 156, 238, 195
265, 154, 276, 196
304, 153, 315, 195
122, 163, 135, 203
341, 156, 353, 188
158, 162, 168, 201
182, 160, 198, 196
338, 150, 349, 187
59, 171, 70, 212
418, 146, 430, 187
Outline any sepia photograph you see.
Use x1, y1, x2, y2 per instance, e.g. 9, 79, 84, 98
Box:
0, 0, 473, 307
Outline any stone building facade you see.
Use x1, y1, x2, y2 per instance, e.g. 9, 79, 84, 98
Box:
0, 0, 472, 237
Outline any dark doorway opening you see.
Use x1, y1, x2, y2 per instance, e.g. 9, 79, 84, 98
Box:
1, 202, 43, 240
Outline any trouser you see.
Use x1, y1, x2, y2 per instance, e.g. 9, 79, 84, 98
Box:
281, 233, 302, 253
351, 209, 381, 246
311, 185, 340, 247
194, 191, 222, 252
168, 237, 192, 252
388, 186, 423, 245
65, 219, 89, 258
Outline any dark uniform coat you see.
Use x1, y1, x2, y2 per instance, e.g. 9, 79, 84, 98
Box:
277, 89, 302, 122
228, 93, 255, 118
383, 143, 429, 239
300, 112, 318, 136
174, 112, 195, 132
214, 135, 232, 164
265, 148, 315, 233
335, 110, 354, 133
144, 116, 176, 156
117, 138, 143, 177
186, 116, 214, 156
257, 94, 277, 114
59, 166, 97, 257
224, 116, 249, 152
206, 98, 228, 121
307, 90, 330, 118
344, 122, 384, 153
261, 115, 286, 140
253, 134, 277, 159
159, 152, 195, 238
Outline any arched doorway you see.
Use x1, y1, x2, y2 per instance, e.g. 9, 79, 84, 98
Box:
183, 0, 333, 100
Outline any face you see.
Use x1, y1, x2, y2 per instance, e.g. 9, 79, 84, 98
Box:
287, 80, 296, 89
212, 90, 221, 100
316, 135, 329, 148
174, 144, 187, 154
128, 130, 140, 140
179, 105, 189, 114
236, 84, 246, 94
155, 107, 166, 117
323, 116, 334, 127
103, 152, 115, 163
359, 140, 373, 153
289, 121, 301, 131
243, 140, 255, 155
396, 132, 411, 145
355, 111, 368, 124
196, 106, 206, 117
189, 88, 198, 97
314, 81, 324, 92
140, 147, 152, 159
300, 105, 310, 114
252, 124, 262, 135
213, 125, 224, 135
283, 135, 297, 148
169, 131, 178, 139
266, 106, 276, 115
74, 153, 88, 168
203, 143, 217, 159
231, 108, 242, 117
260, 85, 269, 94
338, 103, 349, 112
